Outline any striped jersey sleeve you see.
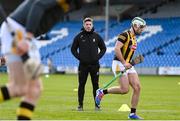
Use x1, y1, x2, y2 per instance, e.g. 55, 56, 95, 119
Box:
117, 32, 128, 44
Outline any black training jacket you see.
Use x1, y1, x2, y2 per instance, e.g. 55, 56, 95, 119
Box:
71, 28, 106, 65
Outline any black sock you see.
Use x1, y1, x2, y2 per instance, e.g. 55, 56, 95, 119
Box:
17, 101, 35, 120
0, 86, 11, 103
103, 89, 108, 94
131, 108, 136, 114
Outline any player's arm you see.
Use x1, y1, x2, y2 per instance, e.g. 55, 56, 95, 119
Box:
115, 33, 132, 69
115, 41, 126, 64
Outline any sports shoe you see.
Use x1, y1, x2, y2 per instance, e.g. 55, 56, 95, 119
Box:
128, 113, 143, 120
95, 105, 101, 111
95, 89, 104, 106
77, 105, 83, 111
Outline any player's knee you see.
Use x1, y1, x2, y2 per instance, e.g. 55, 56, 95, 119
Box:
133, 84, 141, 93
14, 85, 28, 97
37, 83, 43, 97
7, 81, 28, 97
32, 81, 43, 99
121, 87, 129, 94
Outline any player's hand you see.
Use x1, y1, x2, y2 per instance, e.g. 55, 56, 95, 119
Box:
17, 40, 30, 56
23, 58, 43, 80
123, 62, 132, 69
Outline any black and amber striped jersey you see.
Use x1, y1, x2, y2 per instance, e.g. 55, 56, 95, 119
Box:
114, 30, 137, 63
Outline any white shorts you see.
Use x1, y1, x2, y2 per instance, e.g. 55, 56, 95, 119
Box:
112, 60, 137, 76
0, 17, 26, 54
0, 18, 41, 63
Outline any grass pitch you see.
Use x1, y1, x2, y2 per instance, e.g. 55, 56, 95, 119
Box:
0, 73, 180, 120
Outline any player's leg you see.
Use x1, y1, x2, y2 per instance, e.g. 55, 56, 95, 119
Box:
106, 60, 129, 94
17, 78, 43, 120
106, 75, 129, 94
89, 64, 100, 110
16, 37, 43, 120
0, 56, 28, 103
96, 74, 129, 106
95, 60, 129, 106
128, 70, 143, 119
129, 72, 140, 109
77, 64, 88, 110
0, 17, 28, 103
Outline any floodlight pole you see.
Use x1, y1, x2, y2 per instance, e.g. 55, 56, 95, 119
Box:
105, 0, 109, 42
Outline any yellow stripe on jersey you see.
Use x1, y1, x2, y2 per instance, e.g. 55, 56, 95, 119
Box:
120, 31, 137, 63
126, 50, 133, 63
126, 33, 137, 62
122, 32, 130, 57
114, 31, 137, 63
118, 35, 126, 41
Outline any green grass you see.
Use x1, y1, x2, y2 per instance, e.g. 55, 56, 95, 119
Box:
0, 73, 180, 120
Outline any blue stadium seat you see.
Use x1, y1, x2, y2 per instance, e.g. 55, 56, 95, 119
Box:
39, 18, 180, 68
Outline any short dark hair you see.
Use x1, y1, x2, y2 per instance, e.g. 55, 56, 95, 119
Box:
83, 17, 93, 23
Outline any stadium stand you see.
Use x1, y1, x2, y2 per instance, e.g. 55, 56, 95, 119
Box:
141, 0, 180, 18
39, 17, 180, 69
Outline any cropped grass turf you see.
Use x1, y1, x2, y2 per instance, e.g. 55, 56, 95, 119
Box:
0, 73, 180, 120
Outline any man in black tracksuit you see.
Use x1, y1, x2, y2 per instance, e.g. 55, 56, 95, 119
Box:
71, 17, 106, 111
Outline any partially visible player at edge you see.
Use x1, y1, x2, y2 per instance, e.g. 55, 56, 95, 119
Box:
0, 0, 81, 120
95, 17, 146, 120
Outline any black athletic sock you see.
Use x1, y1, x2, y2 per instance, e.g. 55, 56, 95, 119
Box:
103, 89, 108, 94
130, 108, 136, 114
0, 86, 11, 103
